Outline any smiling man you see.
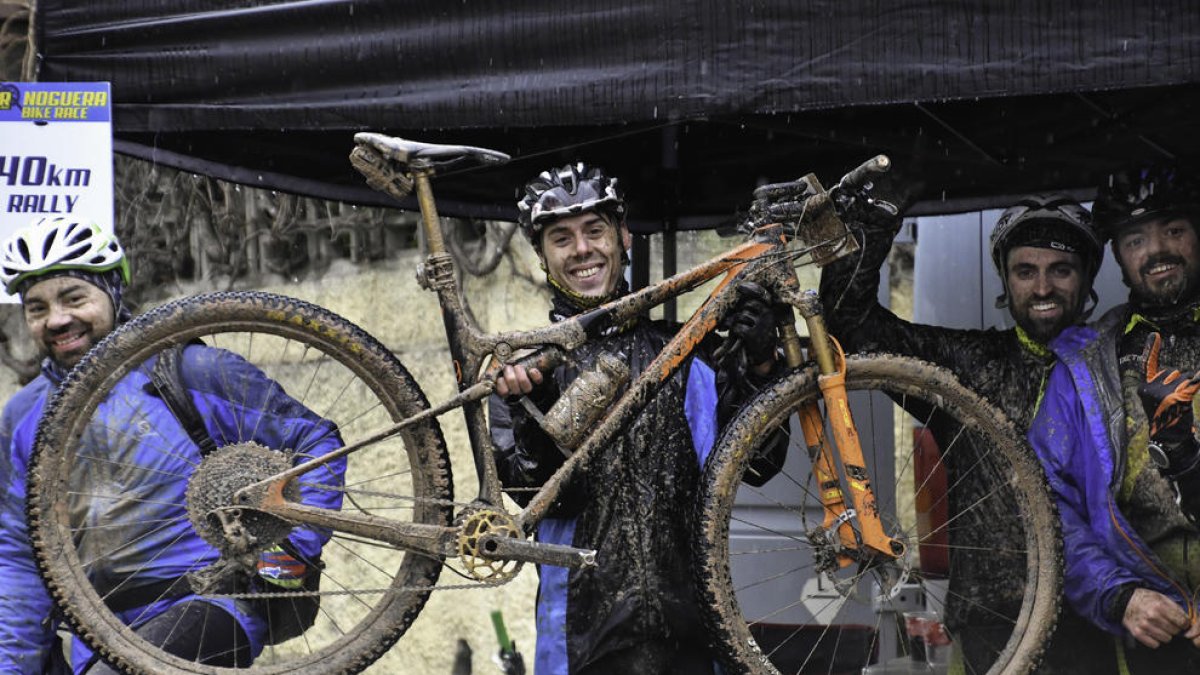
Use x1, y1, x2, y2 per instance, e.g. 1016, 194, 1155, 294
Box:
488, 163, 785, 674
540, 208, 630, 306
0, 217, 132, 456
819, 192, 1110, 674
0, 216, 344, 673
1030, 163, 1200, 673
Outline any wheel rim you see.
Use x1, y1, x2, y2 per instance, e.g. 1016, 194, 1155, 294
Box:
31, 292, 452, 674
699, 356, 1058, 675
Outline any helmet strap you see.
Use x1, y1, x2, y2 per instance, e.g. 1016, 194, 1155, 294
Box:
1079, 288, 1099, 321
546, 272, 626, 310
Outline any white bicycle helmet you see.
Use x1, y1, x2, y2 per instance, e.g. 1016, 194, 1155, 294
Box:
1, 216, 131, 295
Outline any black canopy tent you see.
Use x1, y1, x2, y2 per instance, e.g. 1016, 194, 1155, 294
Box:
32, 0, 1200, 232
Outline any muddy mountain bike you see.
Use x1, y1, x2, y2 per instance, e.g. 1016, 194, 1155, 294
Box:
28, 134, 1060, 674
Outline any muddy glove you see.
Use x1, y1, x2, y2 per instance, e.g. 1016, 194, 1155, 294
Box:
257, 545, 307, 589
717, 281, 780, 369
1139, 333, 1200, 476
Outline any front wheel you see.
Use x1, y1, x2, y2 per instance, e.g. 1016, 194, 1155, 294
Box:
29, 291, 454, 674
695, 354, 1061, 675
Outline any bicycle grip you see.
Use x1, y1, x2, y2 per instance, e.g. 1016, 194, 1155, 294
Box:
840, 155, 891, 190
753, 178, 815, 203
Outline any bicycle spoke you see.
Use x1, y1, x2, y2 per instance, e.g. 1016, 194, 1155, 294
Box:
31, 293, 458, 673
699, 356, 1057, 675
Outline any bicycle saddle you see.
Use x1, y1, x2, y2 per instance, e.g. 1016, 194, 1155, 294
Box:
354, 133, 510, 169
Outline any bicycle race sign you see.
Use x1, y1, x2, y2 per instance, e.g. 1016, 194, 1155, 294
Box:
0, 81, 113, 302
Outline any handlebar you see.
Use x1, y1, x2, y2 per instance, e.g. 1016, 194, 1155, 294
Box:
838, 154, 891, 191
746, 154, 893, 234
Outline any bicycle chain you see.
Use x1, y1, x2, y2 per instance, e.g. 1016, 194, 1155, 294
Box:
212, 485, 525, 600
206, 571, 515, 601
301, 481, 470, 511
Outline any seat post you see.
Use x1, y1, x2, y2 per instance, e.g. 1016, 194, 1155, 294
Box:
412, 165, 446, 255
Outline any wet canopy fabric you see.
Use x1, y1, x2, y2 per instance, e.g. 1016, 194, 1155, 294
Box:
33, 0, 1200, 228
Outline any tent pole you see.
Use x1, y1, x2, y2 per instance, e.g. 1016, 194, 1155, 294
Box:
662, 124, 679, 323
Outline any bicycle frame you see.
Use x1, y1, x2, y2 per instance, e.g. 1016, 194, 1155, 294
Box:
242, 146, 903, 574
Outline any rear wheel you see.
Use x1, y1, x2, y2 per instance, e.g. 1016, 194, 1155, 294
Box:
29, 291, 454, 674
695, 354, 1060, 675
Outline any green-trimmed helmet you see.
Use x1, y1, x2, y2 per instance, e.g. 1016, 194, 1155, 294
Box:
1, 216, 131, 295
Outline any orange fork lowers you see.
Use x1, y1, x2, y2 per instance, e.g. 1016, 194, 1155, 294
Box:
799, 331, 906, 567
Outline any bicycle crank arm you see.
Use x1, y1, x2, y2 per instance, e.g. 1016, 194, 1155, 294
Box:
477, 533, 597, 570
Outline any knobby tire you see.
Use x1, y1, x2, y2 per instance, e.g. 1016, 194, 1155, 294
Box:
695, 354, 1061, 675
28, 291, 454, 674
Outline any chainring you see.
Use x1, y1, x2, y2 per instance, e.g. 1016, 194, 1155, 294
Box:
456, 508, 523, 583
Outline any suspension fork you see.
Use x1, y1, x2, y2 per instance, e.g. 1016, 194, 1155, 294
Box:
786, 290, 905, 564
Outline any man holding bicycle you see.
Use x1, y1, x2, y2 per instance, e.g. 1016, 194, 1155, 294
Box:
820, 191, 1112, 673
0, 217, 341, 673
489, 164, 782, 674
1030, 163, 1200, 672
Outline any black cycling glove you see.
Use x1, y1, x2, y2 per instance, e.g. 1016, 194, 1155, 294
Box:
719, 281, 780, 368
1138, 333, 1200, 475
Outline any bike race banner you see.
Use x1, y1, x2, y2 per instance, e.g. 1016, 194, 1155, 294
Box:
0, 81, 113, 301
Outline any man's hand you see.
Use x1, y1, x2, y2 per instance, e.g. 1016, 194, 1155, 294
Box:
1187, 616, 1200, 648
718, 282, 780, 375
495, 364, 544, 398
1123, 588, 1191, 648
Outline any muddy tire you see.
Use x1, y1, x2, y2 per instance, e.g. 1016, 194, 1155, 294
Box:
29, 291, 454, 674
695, 354, 1060, 675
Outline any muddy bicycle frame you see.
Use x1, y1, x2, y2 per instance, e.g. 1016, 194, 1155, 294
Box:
238, 136, 905, 575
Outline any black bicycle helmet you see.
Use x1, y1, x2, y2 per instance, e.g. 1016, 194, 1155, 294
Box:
990, 193, 1103, 309
1093, 162, 1200, 242
517, 163, 625, 246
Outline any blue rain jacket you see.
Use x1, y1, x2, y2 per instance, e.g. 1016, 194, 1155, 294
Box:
0, 344, 344, 673
1030, 315, 1189, 636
